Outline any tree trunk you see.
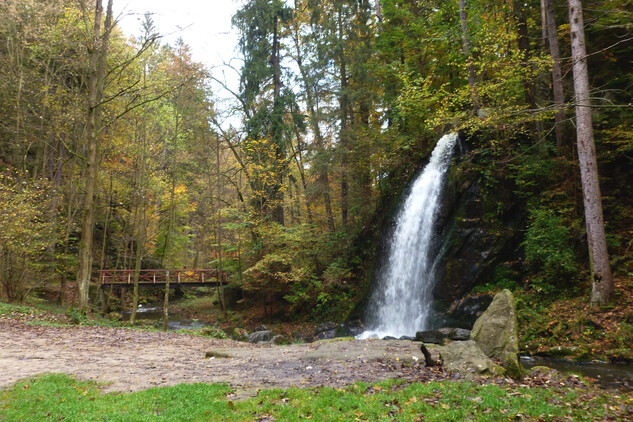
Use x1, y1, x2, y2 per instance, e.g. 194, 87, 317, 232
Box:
545, 0, 567, 152
216, 135, 225, 312
291, 30, 335, 231
513, 0, 543, 144
99, 175, 113, 271
338, 10, 349, 229
130, 128, 149, 324
271, 14, 285, 226
129, 235, 143, 324
375, 0, 383, 24
540, 0, 548, 43
162, 271, 170, 332
459, 0, 480, 112
77, 0, 113, 310
568, 0, 614, 306
57, 273, 67, 306
289, 123, 313, 224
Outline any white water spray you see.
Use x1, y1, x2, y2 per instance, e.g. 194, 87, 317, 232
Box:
358, 133, 458, 339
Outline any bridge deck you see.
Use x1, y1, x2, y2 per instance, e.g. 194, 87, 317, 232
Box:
99, 269, 226, 288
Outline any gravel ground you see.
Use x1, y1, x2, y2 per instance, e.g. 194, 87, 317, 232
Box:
0, 319, 448, 394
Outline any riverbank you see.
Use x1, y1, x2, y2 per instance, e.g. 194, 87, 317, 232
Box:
517, 277, 633, 363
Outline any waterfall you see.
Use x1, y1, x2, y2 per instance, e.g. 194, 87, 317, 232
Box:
358, 133, 458, 339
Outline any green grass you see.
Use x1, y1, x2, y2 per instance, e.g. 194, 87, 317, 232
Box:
2, 374, 630, 421
0, 302, 47, 317
0, 301, 226, 337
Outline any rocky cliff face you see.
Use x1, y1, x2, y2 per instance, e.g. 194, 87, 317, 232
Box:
430, 144, 526, 310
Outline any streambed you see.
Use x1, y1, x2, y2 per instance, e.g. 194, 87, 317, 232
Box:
521, 356, 633, 389
121, 304, 206, 330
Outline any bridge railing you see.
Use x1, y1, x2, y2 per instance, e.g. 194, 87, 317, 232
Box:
99, 269, 227, 285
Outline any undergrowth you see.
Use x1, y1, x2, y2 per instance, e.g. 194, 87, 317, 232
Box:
517, 277, 633, 361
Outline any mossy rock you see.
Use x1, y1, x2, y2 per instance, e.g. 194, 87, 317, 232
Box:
438, 340, 505, 378
471, 289, 522, 377
529, 366, 557, 375
205, 350, 232, 359
535, 346, 590, 360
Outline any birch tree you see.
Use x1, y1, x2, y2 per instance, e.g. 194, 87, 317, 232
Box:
568, 0, 614, 306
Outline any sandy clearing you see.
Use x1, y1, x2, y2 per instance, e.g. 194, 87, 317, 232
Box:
0, 318, 438, 394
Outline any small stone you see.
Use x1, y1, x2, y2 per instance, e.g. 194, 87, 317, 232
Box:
205, 350, 231, 359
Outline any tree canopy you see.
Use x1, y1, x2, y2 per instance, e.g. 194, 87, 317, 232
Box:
0, 0, 631, 316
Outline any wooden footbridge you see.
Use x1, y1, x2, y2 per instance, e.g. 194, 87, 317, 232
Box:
99, 269, 226, 289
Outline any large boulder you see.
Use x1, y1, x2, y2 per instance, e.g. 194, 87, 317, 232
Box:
438, 340, 504, 378
470, 289, 521, 375
248, 330, 274, 344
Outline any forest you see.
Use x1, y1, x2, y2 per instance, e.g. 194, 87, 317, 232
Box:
2, 0, 633, 419
0, 0, 632, 349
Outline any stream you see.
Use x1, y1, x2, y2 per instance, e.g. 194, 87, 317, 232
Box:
521, 356, 633, 389
121, 304, 207, 331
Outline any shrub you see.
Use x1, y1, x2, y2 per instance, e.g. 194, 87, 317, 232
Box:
523, 207, 577, 293
0, 172, 60, 301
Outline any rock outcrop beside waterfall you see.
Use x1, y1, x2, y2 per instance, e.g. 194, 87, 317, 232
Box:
432, 147, 526, 309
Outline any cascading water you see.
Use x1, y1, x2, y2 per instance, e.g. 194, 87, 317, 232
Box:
358, 133, 458, 339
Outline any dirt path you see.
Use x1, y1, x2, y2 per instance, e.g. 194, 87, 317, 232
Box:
0, 318, 444, 394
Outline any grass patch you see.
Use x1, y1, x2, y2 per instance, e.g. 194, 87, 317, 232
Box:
0, 302, 47, 317
0, 301, 227, 338
0, 301, 121, 328
1, 374, 630, 421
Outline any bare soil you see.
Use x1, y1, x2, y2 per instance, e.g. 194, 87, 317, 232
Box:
0, 318, 450, 394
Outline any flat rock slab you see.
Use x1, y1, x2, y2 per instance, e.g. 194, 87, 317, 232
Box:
0, 319, 432, 393
303, 339, 425, 362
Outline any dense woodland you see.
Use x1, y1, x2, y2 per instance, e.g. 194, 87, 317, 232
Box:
0, 0, 632, 326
